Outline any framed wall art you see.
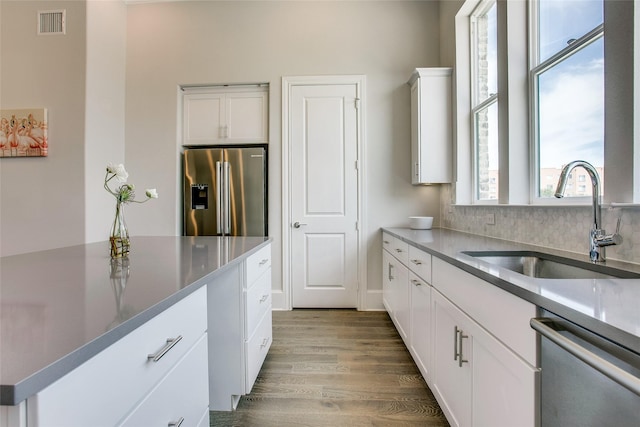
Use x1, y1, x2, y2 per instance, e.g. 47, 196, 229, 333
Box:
0, 108, 48, 157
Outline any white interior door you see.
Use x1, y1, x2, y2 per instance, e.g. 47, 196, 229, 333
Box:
289, 81, 361, 308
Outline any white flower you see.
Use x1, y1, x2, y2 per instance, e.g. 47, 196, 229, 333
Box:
104, 163, 156, 205
107, 163, 129, 183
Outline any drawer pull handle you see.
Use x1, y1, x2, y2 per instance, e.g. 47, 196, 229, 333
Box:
148, 335, 183, 362
455, 326, 469, 367
260, 337, 270, 348
383, 240, 390, 244
410, 259, 423, 265
168, 417, 184, 427
259, 258, 269, 266
395, 248, 403, 253
260, 294, 269, 303
410, 279, 422, 286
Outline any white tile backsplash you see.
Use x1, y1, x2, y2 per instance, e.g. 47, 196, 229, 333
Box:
439, 184, 640, 264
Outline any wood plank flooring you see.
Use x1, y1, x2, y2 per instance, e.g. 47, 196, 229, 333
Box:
210, 309, 450, 427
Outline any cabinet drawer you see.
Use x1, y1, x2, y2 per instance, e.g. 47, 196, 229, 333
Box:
408, 245, 432, 283
119, 334, 209, 427
384, 234, 409, 266
382, 232, 393, 251
29, 287, 207, 427
245, 310, 272, 392
246, 244, 271, 287
246, 269, 272, 336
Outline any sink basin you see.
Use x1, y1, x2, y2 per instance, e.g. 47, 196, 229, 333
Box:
462, 251, 640, 280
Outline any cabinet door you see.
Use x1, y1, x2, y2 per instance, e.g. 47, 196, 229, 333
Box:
382, 249, 393, 314
225, 91, 268, 144
431, 291, 472, 427
471, 322, 538, 427
409, 272, 431, 381
392, 261, 410, 342
183, 93, 225, 145
409, 68, 452, 184
382, 248, 409, 342
432, 289, 538, 427
410, 80, 421, 184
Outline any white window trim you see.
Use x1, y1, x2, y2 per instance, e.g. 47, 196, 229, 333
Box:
454, 0, 528, 205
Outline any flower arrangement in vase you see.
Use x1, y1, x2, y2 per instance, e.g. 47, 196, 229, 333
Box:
104, 163, 158, 258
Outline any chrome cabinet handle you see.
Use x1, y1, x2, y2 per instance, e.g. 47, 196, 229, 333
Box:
395, 248, 403, 253
260, 337, 270, 348
454, 326, 468, 367
293, 221, 308, 228
260, 294, 269, 303
383, 240, 391, 244
454, 326, 459, 361
531, 318, 640, 396
388, 263, 395, 280
168, 417, 184, 427
259, 258, 269, 265
411, 279, 422, 286
458, 329, 469, 367
148, 335, 183, 362
410, 259, 423, 265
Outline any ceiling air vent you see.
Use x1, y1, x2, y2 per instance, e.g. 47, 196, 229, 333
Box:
38, 10, 66, 35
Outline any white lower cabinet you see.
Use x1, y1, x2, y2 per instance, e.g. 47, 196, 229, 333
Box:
382, 237, 411, 342
26, 287, 209, 427
432, 290, 538, 427
391, 260, 410, 341
208, 243, 272, 410
382, 249, 393, 314
381, 232, 539, 427
408, 271, 431, 382
432, 291, 472, 427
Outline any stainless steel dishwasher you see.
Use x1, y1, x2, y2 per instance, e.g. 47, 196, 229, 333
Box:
531, 310, 640, 427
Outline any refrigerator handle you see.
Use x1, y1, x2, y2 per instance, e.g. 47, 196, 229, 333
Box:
224, 161, 231, 234
215, 161, 222, 234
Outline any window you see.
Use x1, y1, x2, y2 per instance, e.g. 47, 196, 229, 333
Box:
531, 0, 604, 200
455, 0, 636, 205
471, 0, 498, 201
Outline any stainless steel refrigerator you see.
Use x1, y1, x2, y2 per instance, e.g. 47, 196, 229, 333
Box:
183, 147, 267, 236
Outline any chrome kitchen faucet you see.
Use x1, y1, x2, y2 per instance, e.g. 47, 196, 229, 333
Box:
554, 160, 622, 263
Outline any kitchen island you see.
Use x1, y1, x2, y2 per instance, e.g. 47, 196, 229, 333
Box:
0, 236, 271, 426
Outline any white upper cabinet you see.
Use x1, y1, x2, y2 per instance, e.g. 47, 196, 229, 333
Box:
408, 68, 452, 184
183, 86, 269, 145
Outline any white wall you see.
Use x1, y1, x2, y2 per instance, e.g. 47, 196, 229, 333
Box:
124, 1, 443, 308
85, 0, 127, 244
0, 1, 87, 257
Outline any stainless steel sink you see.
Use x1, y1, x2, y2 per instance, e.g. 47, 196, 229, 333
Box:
462, 251, 640, 280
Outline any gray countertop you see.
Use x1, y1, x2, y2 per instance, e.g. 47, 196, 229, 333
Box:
383, 227, 640, 355
0, 236, 270, 406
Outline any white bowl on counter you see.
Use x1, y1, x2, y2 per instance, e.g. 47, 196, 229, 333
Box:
409, 216, 433, 230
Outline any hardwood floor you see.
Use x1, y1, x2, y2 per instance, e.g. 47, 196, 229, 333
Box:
210, 309, 450, 427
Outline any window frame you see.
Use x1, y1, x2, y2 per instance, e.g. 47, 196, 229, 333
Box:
453, 0, 630, 207
470, 0, 499, 204
528, 2, 605, 205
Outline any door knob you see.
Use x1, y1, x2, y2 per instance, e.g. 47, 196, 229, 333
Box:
293, 221, 308, 228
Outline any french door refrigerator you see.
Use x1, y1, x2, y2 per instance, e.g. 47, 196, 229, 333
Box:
183, 146, 267, 236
